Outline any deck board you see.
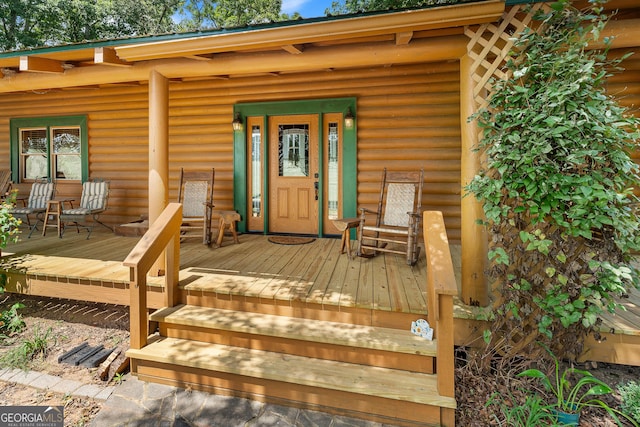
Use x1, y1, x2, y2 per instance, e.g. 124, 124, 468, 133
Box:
2, 228, 640, 365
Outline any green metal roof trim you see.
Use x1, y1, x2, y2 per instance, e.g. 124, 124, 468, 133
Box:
0, 0, 491, 59
505, 0, 545, 4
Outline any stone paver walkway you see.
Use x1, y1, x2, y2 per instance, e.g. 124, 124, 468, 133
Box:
0, 368, 398, 426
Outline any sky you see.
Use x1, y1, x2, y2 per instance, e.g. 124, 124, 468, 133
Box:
281, 0, 335, 18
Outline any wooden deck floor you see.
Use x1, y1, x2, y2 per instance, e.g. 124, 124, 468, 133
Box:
1, 227, 640, 365
0, 228, 454, 314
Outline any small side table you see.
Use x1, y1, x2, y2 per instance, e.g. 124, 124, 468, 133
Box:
42, 200, 62, 237
332, 217, 360, 259
216, 210, 241, 247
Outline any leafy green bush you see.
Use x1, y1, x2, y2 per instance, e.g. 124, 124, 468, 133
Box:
0, 301, 25, 341
0, 190, 24, 341
466, 0, 640, 359
619, 380, 640, 424
0, 190, 21, 249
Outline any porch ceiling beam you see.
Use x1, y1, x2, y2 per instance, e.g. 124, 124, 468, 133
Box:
0, 35, 467, 93
114, 1, 503, 61
395, 31, 413, 45
94, 47, 130, 67
281, 44, 304, 54
19, 56, 64, 73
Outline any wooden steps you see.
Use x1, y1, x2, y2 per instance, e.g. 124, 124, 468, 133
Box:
149, 304, 437, 373
128, 304, 454, 426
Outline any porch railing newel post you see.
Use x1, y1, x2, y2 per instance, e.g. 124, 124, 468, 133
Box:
129, 267, 148, 350
165, 232, 180, 307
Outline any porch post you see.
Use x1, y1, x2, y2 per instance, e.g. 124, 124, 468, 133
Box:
149, 69, 169, 276
460, 53, 488, 306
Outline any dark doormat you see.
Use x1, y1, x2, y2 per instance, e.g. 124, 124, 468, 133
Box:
268, 236, 316, 245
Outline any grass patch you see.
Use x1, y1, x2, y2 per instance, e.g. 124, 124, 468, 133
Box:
0, 325, 54, 369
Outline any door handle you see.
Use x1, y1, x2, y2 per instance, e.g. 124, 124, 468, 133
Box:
314, 181, 319, 200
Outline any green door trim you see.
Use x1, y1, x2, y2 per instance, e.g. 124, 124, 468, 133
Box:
233, 98, 357, 236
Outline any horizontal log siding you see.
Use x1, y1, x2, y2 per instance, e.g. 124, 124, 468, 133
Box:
608, 49, 640, 170
169, 61, 463, 240
355, 62, 462, 240
0, 61, 461, 238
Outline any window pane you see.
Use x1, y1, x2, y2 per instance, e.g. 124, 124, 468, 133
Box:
52, 128, 80, 153
24, 155, 48, 180
21, 129, 47, 154
55, 155, 82, 180
278, 124, 309, 177
20, 129, 48, 180
52, 128, 81, 180
327, 122, 339, 220
251, 125, 262, 217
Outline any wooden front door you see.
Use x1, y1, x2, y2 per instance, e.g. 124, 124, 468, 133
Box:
268, 115, 319, 234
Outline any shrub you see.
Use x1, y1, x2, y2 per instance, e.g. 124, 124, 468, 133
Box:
0, 190, 21, 249
619, 380, 640, 424
0, 190, 24, 340
0, 301, 25, 341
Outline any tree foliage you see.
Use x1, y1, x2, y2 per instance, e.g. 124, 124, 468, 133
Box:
0, 0, 180, 50
177, 0, 282, 31
466, 0, 640, 361
0, 0, 470, 51
326, 0, 473, 15
0, 0, 284, 51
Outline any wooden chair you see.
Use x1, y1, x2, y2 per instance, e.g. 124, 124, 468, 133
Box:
60, 179, 112, 239
357, 168, 424, 266
10, 179, 55, 238
0, 170, 12, 201
177, 168, 215, 245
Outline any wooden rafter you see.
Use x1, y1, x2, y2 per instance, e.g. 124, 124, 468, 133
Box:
395, 31, 413, 45
281, 44, 304, 54
19, 56, 64, 73
183, 54, 214, 61
94, 47, 130, 67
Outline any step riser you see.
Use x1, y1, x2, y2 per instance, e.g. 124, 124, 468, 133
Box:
184, 292, 421, 329
158, 323, 436, 374
132, 359, 446, 427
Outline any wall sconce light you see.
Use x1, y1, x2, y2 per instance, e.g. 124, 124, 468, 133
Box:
232, 112, 243, 131
344, 108, 355, 129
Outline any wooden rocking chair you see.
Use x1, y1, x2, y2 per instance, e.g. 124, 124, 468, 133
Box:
0, 170, 12, 201
177, 168, 215, 245
357, 169, 424, 266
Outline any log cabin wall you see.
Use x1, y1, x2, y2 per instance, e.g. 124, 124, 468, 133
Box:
608, 50, 640, 168
0, 85, 149, 226
0, 61, 463, 241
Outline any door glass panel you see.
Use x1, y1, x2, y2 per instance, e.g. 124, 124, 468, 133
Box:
278, 124, 309, 177
250, 124, 262, 218
327, 122, 339, 220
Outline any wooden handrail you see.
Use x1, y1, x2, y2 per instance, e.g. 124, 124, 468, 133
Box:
423, 210, 457, 423
124, 202, 182, 349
